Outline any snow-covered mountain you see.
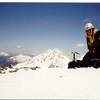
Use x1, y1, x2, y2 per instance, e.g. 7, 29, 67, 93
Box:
14, 48, 70, 69
10, 54, 32, 63
0, 51, 17, 67
32, 48, 70, 68
0, 51, 9, 56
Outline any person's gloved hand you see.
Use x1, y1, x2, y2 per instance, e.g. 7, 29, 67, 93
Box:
92, 48, 96, 53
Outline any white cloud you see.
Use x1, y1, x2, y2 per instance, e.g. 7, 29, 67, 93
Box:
76, 43, 85, 48
16, 45, 22, 49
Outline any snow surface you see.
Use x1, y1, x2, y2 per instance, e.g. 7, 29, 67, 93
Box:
0, 68, 100, 99
0, 48, 100, 99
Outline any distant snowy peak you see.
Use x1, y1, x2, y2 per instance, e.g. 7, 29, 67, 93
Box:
34, 48, 68, 59
32, 48, 69, 68
10, 54, 32, 63
13, 48, 70, 69
0, 51, 9, 56
43, 48, 64, 57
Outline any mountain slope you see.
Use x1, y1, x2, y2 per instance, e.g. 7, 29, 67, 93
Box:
10, 54, 32, 63
14, 48, 70, 69
0, 51, 9, 56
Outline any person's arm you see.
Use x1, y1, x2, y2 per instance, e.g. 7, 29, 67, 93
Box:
87, 37, 92, 51
95, 30, 100, 43
92, 30, 100, 51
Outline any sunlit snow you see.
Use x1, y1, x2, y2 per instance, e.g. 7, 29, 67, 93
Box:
0, 49, 100, 99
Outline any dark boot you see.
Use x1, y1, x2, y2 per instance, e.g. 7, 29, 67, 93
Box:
76, 60, 91, 68
92, 59, 100, 68
68, 60, 91, 69
68, 60, 79, 69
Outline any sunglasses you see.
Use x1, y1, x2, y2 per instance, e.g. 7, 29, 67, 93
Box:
86, 28, 94, 33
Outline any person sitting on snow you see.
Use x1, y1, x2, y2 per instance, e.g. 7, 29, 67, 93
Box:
83, 22, 100, 61
68, 22, 100, 68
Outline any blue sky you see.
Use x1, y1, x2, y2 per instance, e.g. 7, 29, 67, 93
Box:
0, 3, 100, 55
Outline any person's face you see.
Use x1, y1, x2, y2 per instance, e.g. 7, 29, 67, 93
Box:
86, 28, 94, 36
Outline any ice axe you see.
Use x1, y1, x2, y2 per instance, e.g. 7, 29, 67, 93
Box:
72, 52, 80, 61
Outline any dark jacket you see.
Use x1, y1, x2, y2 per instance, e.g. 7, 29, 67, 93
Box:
87, 30, 100, 53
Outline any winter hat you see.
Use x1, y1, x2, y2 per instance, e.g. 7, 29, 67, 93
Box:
85, 23, 95, 31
